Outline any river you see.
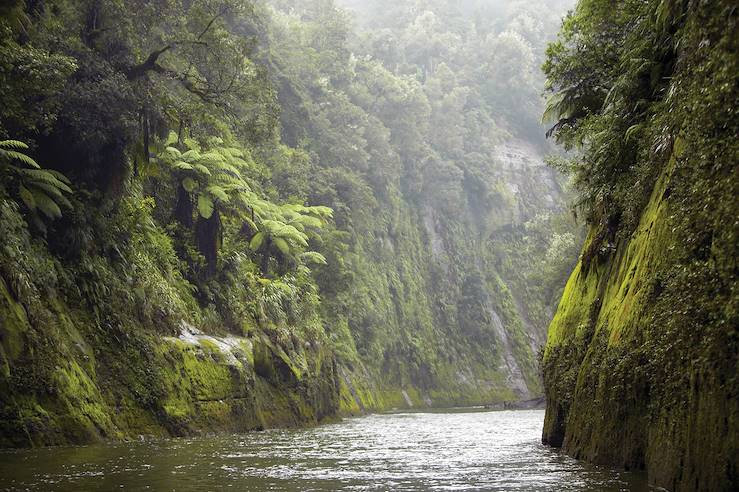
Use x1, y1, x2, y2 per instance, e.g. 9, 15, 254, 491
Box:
0, 409, 648, 491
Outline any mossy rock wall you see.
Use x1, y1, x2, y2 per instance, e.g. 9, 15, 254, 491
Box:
541, 4, 738, 488
0, 278, 340, 447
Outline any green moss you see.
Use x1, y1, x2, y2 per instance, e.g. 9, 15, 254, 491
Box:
0, 277, 29, 363
541, 3, 739, 485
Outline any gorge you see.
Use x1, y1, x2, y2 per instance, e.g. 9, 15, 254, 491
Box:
0, 0, 736, 491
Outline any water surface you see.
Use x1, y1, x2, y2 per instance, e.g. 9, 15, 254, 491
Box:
0, 409, 648, 491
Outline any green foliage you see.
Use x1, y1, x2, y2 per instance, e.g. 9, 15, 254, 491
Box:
541, 0, 738, 488
542, 0, 692, 231
248, 204, 332, 273
0, 140, 72, 226
0, 0, 582, 445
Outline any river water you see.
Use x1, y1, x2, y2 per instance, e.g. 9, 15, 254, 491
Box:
0, 409, 648, 491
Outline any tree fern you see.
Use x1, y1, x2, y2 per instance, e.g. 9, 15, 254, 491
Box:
299, 251, 328, 266
153, 133, 334, 276
0, 140, 73, 222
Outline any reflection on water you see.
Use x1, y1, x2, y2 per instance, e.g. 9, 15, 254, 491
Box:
0, 409, 648, 491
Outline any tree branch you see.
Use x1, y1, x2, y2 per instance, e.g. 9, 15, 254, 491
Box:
198, 8, 228, 40
126, 40, 209, 80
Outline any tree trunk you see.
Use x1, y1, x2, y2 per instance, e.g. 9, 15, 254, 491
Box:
260, 237, 272, 275
174, 183, 193, 228
196, 209, 221, 278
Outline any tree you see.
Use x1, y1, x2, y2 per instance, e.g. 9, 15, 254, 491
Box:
249, 204, 332, 275
542, 0, 686, 226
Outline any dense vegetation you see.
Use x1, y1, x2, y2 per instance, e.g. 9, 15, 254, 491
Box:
540, 0, 737, 490
0, 0, 580, 445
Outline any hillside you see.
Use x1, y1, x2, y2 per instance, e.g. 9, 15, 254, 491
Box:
0, 0, 578, 446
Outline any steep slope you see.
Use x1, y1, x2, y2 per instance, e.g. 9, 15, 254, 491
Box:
541, 1, 738, 490
0, 195, 341, 447
265, 0, 580, 410
0, 0, 579, 447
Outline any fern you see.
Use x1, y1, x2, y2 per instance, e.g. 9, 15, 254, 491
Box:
0, 139, 73, 222
272, 237, 290, 256
197, 194, 214, 219
205, 185, 229, 202
0, 140, 29, 150
299, 251, 328, 266
182, 177, 198, 192
249, 231, 266, 251
153, 133, 333, 275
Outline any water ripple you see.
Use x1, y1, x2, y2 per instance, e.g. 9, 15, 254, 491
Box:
0, 409, 649, 491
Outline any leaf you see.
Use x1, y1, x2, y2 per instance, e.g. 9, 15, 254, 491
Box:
47, 169, 71, 185
306, 205, 333, 219
182, 177, 197, 192
164, 131, 179, 147
17, 169, 71, 191
624, 124, 643, 142
18, 185, 36, 210
164, 146, 181, 157
199, 152, 225, 166
272, 237, 290, 256
33, 191, 62, 218
197, 194, 214, 219
193, 164, 212, 176
0, 140, 29, 150
206, 185, 229, 202
183, 137, 200, 152
273, 223, 308, 247
174, 161, 194, 171
26, 181, 65, 199
181, 149, 201, 162
2, 150, 40, 168
249, 231, 265, 251
293, 214, 323, 229
241, 214, 258, 232
299, 251, 327, 265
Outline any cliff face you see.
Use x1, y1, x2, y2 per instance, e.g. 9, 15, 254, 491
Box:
335, 138, 574, 412
0, 139, 571, 447
541, 3, 738, 490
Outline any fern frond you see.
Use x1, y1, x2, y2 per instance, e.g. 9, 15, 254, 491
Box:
272, 237, 291, 256
165, 146, 181, 157
2, 150, 41, 168
206, 185, 229, 202
181, 149, 201, 163
16, 169, 71, 191
18, 185, 36, 210
199, 152, 225, 166
299, 251, 327, 265
249, 231, 265, 251
0, 140, 29, 150
182, 177, 198, 192
193, 164, 212, 176
174, 161, 195, 171
164, 131, 179, 147
197, 194, 214, 219
46, 169, 72, 185
32, 191, 62, 218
